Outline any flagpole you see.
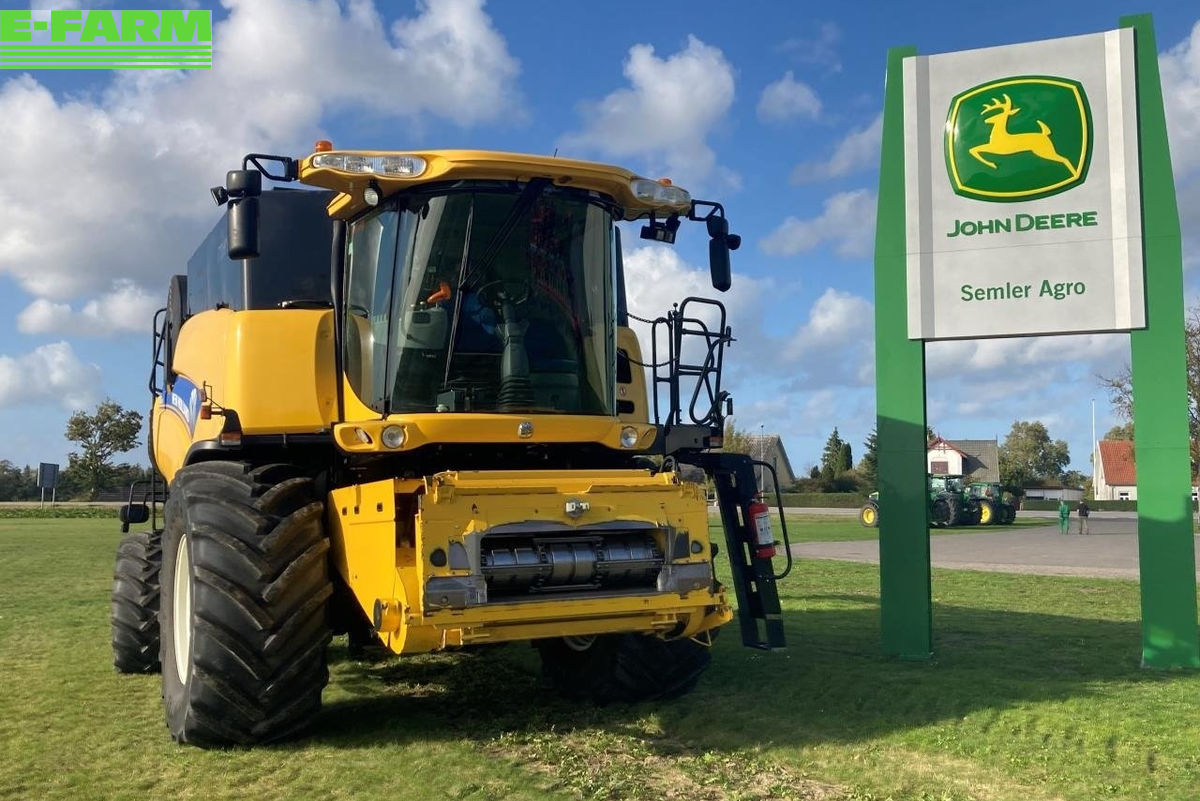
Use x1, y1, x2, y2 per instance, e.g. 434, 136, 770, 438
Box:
1091, 398, 1096, 499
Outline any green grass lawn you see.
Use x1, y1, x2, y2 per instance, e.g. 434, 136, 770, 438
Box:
2, 518, 1198, 801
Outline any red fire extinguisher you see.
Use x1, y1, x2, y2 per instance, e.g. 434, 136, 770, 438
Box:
748, 496, 776, 559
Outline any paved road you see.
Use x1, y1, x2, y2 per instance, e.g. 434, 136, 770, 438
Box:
790, 515, 1200, 579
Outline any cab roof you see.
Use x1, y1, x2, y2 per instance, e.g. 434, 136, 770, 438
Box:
296, 148, 691, 220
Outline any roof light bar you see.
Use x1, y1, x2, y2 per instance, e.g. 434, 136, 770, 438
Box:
630, 177, 691, 209
311, 152, 427, 178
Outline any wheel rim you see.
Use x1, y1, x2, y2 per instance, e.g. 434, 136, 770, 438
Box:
863, 507, 875, 525
173, 535, 192, 681
981, 505, 991, 524
562, 635, 596, 652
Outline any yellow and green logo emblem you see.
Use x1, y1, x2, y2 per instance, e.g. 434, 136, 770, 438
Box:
945, 76, 1091, 202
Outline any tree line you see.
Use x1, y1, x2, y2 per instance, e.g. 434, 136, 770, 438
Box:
725, 419, 1081, 495
0, 400, 148, 501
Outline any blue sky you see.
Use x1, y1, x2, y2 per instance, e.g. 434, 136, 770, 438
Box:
0, 0, 1197, 477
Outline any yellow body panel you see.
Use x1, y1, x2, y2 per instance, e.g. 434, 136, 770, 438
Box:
150, 396, 218, 482
153, 307, 337, 482
326, 470, 731, 654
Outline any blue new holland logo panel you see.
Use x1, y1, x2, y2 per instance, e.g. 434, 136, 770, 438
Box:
162, 376, 202, 434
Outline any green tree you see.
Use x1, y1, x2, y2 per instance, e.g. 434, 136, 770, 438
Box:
65, 400, 143, 500
721, 419, 756, 455
820, 428, 846, 479
1104, 422, 1135, 441
838, 442, 853, 474
1062, 469, 1087, 489
859, 428, 879, 491
0, 461, 36, 501
998, 420, 1070, 490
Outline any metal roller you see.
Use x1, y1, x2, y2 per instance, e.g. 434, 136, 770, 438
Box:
481, 534, 662, 595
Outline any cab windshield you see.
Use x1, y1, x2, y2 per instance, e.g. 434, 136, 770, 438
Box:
344, 181, 616, 416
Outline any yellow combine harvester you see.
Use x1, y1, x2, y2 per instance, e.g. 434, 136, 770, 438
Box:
110, 145, 789, 746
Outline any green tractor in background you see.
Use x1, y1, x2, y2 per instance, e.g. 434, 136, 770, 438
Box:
859, 491, 879, 527
967, 481, 1017, 525
929, 475, 980, 527
858, 475, 981, 528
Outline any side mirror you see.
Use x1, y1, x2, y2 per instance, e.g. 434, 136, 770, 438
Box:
708, 239, 731, 292
225, 169, 262, 260
118, 503, 150, 533
706, 215, 733, 292
228, 197, 260, 259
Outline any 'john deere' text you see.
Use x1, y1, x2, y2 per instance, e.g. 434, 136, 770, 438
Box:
946, 210, 1098, 238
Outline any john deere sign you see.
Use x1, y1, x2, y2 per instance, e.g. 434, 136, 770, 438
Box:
903, 31, 1144, 340
946, 76, 1092, 202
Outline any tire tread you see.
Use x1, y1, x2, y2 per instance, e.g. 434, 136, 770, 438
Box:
161, 461, 331, 746
112, 529, 163, 674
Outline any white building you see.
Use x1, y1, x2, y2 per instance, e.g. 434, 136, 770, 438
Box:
927, 437, 1000, 482
1094, 439, 1137, 501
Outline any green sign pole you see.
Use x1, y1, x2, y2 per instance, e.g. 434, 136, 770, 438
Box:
1121, 14, 1200, 669
874, 45, 933, 659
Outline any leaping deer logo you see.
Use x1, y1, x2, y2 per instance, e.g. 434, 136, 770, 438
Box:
968, 94, 1079, 178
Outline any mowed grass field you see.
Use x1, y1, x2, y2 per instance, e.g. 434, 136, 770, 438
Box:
2, 517, 1200, 801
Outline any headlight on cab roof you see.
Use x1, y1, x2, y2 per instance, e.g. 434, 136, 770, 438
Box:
311, 152, 427, 178
630, 177, 691, 209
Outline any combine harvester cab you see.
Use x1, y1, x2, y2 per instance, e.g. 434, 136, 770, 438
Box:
111, 146, 791, 746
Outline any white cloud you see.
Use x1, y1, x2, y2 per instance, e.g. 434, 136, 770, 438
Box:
760, 188, 876, 258
926, 334, 1128, 380
17, 281, 159, 337
778, 22, 842, 74
777, 288, 874, 388
1161, 19, 1200, 177
0, 0, 521, 303
621, 240, 765, 341
785, 288, 872, 356
558, 35, 735, 188
0, 342, 101, 410
790, 113, 882, 184
757, 71, 821, 124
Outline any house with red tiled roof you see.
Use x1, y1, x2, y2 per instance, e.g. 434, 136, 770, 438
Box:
1094, 439, 1137, 501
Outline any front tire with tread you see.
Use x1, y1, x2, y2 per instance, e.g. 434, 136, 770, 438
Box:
159, 461, 332, 746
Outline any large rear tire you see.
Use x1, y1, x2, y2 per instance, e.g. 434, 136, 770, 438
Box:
159, 461, 332, 746
536, 632, 712, 703
931, 498, 951, 528
945, 496, 962, 526
112, 529, 163, 674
